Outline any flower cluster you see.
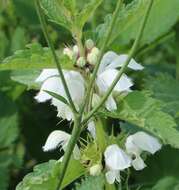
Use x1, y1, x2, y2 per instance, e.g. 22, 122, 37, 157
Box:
42, 129, 161, 184
35, 39, 143, 120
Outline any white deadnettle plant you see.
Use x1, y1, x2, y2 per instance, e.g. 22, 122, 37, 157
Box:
34, 39, 160, 185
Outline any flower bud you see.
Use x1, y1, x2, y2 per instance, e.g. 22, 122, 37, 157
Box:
85, 39, 95, 50
77, 57, 86, 67
63, 47, 73, 60
89, 164, 102, 176
87, 47, 100, 65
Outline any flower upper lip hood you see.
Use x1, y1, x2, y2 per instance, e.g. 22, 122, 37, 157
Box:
43, 130, 80, 160
125, 131, 162, 170
35, 69, 85, 121
96, 51, 144, 111
104, 144, 131, 184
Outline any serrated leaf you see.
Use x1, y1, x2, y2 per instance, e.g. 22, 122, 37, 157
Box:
44, 90, 69, 106
144, 73, 179, 118
16, 159, 85, 190
76, 0, 103, 29
40, 0, 73, 30
75, 175, 105, 190
0, 43, 73, 71
100, 91, 179, 148
97, 0, 179, 49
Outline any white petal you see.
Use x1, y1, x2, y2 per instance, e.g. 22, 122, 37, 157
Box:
115, 171, 121, 183
35, 69, 59, 82
105, 170, 116, 184
87, 121, 96, 139
105, 95, 117, 111
106, 54, 144, 71
132, 155, 146, 171
104, 144, 131, 170
128, 132, 162, 154
96, 69, 133, 93
65, 106, 74, 121
65, 71, 85, 105
125, 135, 141, 155
42, 130, 70, 152
98, 51, 118, 74
35, 77, 62, 102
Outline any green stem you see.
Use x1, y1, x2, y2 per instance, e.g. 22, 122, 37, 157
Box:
82, 0, 154, 125
56, 116, 82, 190
80, 0, 123, 115
35, 0, 77, 113
175, 26, 179, 80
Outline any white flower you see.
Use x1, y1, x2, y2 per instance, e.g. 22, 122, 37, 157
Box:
87, 121, 96, 139
35, 69, 85, 121
125, 131, 162, 171
104, 144, 131, 184
96, 51, 144, 111
43, 130, 80, 160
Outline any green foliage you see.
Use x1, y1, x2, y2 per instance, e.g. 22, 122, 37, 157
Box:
76, 0, 103, 30
132, 146, 179, 189
75, 175, 105, 190
0, 43, 73, 70
16, 159, 85, 190
0, 153, 12, 190
144, 73, 179, 118
100, 91, 179, 148
97, 0, 179, 49
0, 92, 18, 148
151, 177, 179, 190
40, 0, 103, 32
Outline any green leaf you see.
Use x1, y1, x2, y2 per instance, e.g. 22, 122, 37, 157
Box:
0, 92, 19, 148
144, 73, 179, 118
0, 153, 13, 190
0, 43, 73, 71
10, 69, 41, 89
100, 91, 179, 148
132, 146, 179, 189
76, 0, 103, 29
40, 0, 73, 30
10, 27, 27, 53
97, 0, 179, 48
16, 159, 85, 190
75, 175, 105, 190
44, 90, 69, 106
152, 177, 179, 190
